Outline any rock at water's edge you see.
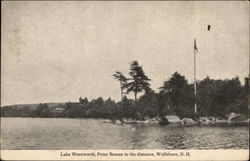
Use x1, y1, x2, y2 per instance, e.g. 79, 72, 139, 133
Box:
164, 115, 182, 124
182, 118, 195, 125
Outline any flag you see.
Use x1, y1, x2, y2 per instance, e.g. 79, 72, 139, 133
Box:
194, 38, 198, 52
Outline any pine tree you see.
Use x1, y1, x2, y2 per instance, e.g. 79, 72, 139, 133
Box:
112, 71, 128, 101
125, 61, 151, 101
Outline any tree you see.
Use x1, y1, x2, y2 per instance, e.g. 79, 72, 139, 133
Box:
197, 76, 243, 117
124, 61, 151, 101
196, 76, 215, 116
138, 90, 161, 118
211, 77, 242, 116
159, 72, 193, 118
35, 103, 49, 117
113, 71, 128, 101
79, 97, 89, 105
120, 96, 137, 118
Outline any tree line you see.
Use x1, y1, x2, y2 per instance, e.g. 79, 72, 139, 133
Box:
1, 61, 249, 119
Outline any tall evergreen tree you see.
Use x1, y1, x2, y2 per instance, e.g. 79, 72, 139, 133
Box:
112, 71, 128, 101
124, 61, 151, 101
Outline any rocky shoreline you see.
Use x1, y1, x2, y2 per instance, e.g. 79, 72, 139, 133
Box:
104, 113, 249, 126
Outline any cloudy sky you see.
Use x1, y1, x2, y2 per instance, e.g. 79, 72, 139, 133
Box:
1, 1, 249, 106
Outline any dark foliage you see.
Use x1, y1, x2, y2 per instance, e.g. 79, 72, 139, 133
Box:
124, 61, 151, 101
1, 71, 249, 119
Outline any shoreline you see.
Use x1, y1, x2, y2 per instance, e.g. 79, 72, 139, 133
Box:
2, 116, 248, 127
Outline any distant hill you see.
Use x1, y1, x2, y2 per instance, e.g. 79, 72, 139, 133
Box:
1, 102, 71, 110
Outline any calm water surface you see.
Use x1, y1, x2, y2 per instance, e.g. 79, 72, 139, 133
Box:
1, 117, 249, 149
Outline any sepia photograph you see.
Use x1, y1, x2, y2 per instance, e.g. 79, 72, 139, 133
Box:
1, 1, 249, 160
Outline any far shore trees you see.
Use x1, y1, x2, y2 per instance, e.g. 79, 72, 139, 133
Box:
34, 103, 49, 117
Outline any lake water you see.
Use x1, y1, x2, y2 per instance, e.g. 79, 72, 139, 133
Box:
1, 117, 249, 149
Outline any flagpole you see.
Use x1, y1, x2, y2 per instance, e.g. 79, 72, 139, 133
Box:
194, 38, 197, 118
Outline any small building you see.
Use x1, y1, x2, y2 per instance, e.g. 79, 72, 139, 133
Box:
54, 107, 65, 113
52, 107, 65, 117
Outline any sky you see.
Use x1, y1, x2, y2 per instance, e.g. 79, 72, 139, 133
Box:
1, 1, 249, 106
